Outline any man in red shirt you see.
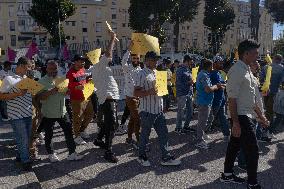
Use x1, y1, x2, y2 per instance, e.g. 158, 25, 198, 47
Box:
67, 55, 94, 145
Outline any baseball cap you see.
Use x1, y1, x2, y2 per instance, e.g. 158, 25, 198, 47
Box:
72, 54, 86, 62
145, 51, 161, 60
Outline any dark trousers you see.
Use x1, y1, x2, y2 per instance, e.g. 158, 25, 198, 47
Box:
0, 100, 8, 119
65, 99, 73, 123
120, 104, 130, 125
97, 99, 119, 151
42, 116, 76, 155
91, 93, 99, 115
224, 115, 259, 185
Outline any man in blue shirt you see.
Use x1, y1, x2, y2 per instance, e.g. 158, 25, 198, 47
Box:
207, 56, 230, 139
195, 59, 224, 149
175, 55, 195, 133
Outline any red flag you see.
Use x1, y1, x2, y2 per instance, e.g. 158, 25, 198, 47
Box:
63, 44, 70, 60
7, 47, 16, 62
25, 41, 39, 59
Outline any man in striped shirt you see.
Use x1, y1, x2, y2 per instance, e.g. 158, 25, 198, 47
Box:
134, 51, 181, 167
121, 41, 142, 148
0, 57, 33, 171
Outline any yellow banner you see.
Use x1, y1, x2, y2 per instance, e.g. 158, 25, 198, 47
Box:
86, 48, 101, 64
156, 71, 168, 96
55, 77, 69, 93
16, 78, 44, 95
192, 67, 199, 83
131, 33, 160, 56
265, 54, 272, 64
83, 81, 95, 100
261, 65, 272, 93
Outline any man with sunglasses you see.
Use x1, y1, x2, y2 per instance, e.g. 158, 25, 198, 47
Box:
38, 60, 83, 162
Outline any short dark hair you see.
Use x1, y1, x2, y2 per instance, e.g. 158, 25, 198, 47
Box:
238, 39, 260, 58
203, 59, 213, 70
17, 57, 30, 65
3, 61, 11, 68
183, 55, 192, 63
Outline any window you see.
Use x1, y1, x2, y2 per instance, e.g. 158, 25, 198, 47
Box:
81, 7, 88, 20
112, 14, 116, 19
82, 28, 88, 32
9, 21, 15, 31
18, 19, 25, 26
72, 36, 76, 40
0, 36, 3, 40
65, 21, 69, 26
8, 5, 14, 17
111, 8, 117, 19
96, 9, 102, 18
83, 36, 88, 43
122, 23, 126, 27
72, 21, 76, 26
96, 22, 102, 32
66, 36, 70, 40
11, 35, 16, 46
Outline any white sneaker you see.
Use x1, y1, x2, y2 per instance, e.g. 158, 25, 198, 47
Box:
67, 152, 83, 161
202, 132, 212, 141
137, 155, 151, 167
80, 131, 90, 139
74, 136, 87, 145
49, 153, 60, 163
195, 141, 209, 149
161, 158, 181, 166
38, 132, 45, 140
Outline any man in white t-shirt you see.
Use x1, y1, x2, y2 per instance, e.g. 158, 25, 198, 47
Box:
0, 57, 33, 171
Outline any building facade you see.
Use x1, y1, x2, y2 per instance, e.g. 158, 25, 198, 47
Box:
0, 0, 274, 61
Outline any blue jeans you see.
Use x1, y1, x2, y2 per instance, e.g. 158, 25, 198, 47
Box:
139, 111, 171, 160
270, 113, 284, 133
176, 95, 193, 129
10, 117, 32, 163
207, 105, 230, 136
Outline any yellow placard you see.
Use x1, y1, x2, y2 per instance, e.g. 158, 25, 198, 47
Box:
16, 78, 44, 95
261, 65, 272, 93
265, 54, 272, 64
83, 81, 95, 100
86, 48, 101, 64
192, 66, 199, 83
156, 71, 168, 96
55, 77, 69, 93
131, 33, 160, 56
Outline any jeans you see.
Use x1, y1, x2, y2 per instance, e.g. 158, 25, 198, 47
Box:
125, 96, 140, 141
71, 99, 94, 137
207, 105, 230, 136
96, 99, 119, 152
196, 105, 211, 142
139, 111, 172, 160
42, 116, 76, 155
264, 94, 275, 123
224, 115, 259, 185
10, 117, 32, 163
176, 95, 193, 130
270, 113, 284, 133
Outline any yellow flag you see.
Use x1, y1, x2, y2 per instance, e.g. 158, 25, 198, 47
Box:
83, 81, 95, 100
220, 70, 227, 81
192, 67, 199, 83
16, 78, 44, 95
86, 48, 101, 64
131, 33, 160, 56
155, 71, 168, 96
55, 77, 69, 93
261, 65, 272, 93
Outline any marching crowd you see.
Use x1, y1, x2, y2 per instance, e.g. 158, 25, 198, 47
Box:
1, 30, 284, 189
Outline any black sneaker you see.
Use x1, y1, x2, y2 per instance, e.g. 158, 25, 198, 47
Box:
104, 151, 118, 163
174, 128, 183, 134
247, 184, 262, 189
93, 139, 107, 150
22, 162, 32, 172
220, 172, 246, 184
258, 137, 272, 143
182, 126, 196, 133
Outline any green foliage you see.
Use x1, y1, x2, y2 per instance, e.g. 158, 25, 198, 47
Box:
274, 37, 284, 55
204, 0, 235, 54
28, 0, 76, 47
129, 0, 200, 49
265, 0, 284, 24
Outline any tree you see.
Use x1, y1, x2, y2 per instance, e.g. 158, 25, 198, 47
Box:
203, 0, 235, 55
274, 32, 284, 55
169, 0, 200, 52
251, 0, 260, 40
28, 0, 76, 47
265, 0, 284, 23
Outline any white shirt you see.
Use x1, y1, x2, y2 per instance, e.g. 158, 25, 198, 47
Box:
227, 60, 256, 118
92, 55, 120, 104
135, 67, 163, 114
0, 73, 33, 120
121, 51, 141, 97
0, 70, 13, 80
